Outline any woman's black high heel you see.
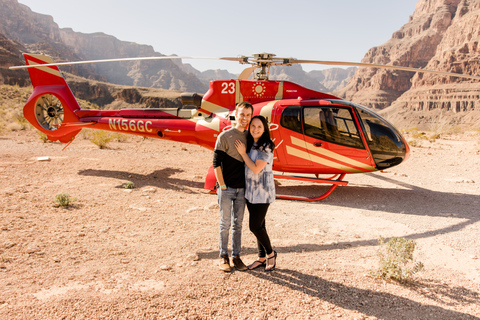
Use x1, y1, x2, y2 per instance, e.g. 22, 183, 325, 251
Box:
265, 250, 277, 272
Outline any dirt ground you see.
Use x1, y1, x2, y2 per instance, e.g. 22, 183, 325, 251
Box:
1, 129, 480, 319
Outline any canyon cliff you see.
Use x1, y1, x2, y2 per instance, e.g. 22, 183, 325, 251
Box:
0, 0, 207, 92
0, 0, 353, 98
336, 0, 480, 128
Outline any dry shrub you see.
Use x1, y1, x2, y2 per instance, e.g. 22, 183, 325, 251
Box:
0, 85, 32, 131
89, 130, 113, 149
372, 236, 424, 282
122, 181, 135, 189
54, 193, 76, 207
112, 132, 130, 142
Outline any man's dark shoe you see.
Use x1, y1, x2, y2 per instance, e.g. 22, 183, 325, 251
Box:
219, 254, 231, 272
232, 255, 248, 271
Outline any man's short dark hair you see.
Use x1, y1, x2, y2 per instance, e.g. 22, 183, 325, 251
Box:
235, 101, 253, 112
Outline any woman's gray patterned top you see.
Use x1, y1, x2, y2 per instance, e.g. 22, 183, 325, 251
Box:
244, 145, 275, 204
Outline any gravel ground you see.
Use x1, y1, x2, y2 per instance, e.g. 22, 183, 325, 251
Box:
1, 130, 479, 319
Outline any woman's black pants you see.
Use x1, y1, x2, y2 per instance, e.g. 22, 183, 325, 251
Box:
246, 201, 272, 258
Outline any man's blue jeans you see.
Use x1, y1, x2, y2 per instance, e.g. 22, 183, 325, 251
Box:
218, 187, 246, 258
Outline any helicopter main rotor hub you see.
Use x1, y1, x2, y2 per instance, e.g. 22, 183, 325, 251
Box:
238, 53, 293, 80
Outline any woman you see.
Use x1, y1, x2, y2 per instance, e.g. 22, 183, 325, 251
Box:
235, 115, 277, 271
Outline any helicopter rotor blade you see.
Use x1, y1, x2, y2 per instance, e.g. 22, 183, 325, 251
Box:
9, 56, 221, 70
10, 53, 480, 81
290, 59, 480, 81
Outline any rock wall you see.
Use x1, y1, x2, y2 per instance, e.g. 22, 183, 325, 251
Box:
0, 33, 29, 86
337, 0, 480, 128
335, 0, 480, 129
0, 0, 207, 92
386, 0, 480, 128
308, 67, 357, 92
336, 0, 461, 108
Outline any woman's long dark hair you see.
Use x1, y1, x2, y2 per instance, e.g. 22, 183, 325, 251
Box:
246, 115, 275, 152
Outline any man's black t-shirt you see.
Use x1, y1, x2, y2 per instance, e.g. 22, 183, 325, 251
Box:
213, 128, 247, 189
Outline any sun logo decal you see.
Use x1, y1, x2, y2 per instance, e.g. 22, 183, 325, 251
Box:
252, 82, 266, 97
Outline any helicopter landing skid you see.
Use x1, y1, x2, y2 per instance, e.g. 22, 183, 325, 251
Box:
274, 173, 347, 201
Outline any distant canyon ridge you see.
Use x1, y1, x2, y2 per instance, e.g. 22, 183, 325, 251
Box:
1, 0, 479, 129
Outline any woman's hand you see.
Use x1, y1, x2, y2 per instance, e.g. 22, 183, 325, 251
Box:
235, 140, 247, 155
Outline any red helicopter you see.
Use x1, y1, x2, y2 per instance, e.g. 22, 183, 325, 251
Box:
11, 53, 480, 200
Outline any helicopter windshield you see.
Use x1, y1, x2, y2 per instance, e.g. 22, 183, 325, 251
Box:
354, 105, 407, 169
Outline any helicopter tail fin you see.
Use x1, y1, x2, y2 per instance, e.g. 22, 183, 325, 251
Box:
22, 54, 83, 143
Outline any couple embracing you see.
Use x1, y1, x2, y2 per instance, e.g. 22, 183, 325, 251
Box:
213, 101, 277, 272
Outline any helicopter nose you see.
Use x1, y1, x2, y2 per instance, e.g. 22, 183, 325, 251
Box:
366, 126, 409, 170
353, 104, 410, 171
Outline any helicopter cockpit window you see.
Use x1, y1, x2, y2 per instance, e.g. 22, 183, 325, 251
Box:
280, 106, 302, 133
357, 109, 404, 151
303, 107, 364, 149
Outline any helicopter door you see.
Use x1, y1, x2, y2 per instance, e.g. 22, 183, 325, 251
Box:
276, 106, 313, 167
302, 106, 376, 174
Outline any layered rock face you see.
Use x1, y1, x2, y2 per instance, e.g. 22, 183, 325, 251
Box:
0, 0, 207, 92
308, 67, 357, 92
0, 0, 355, 99
0, 33, 29, 86
385, 0, 480, 128
336, 0, 480, 128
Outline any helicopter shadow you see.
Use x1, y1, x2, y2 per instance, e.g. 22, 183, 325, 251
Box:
276, 172, 479, 219
77, 168, 205, 190
273, 172, 480, 250
246, 268, 479, 319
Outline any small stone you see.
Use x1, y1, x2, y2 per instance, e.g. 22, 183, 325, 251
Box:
100, 227, 110, 233
186, 253, 200, 261
142, 187, 156, 193
187, 207, 203, 214
3, 241, 15, 249
159, 265, 172, 271
129, 205, 148, 212
26, 246, 40, 254
205, 202, 219, 211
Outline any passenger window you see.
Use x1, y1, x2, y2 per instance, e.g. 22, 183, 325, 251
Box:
303, 107, 364, 149
280, 106, 303, 133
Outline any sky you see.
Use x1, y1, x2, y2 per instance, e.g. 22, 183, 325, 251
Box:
17, 0, 420, 74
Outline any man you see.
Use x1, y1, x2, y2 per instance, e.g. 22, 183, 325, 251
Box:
213, 101, 253, 272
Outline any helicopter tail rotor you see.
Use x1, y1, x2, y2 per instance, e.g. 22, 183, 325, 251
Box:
22, 54, 83, 143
